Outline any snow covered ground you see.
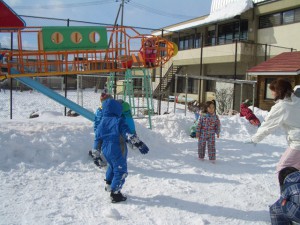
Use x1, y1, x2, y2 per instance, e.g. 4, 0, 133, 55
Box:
0, 90, 287, 225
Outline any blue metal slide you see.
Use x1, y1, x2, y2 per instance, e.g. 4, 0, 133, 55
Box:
11, 68, 94, 121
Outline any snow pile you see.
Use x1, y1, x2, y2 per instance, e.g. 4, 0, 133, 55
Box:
0, 90, 287, 225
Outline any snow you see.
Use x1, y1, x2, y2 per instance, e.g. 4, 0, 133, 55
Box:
153, 0, 253, 36
0, 89, 287, 225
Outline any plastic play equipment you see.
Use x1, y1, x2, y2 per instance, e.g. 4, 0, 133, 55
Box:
11, 68, 95, 121
1, 26, 177, 78
0, 2, 178, 124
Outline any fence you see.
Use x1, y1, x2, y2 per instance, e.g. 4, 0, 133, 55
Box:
173, 74, 257, 116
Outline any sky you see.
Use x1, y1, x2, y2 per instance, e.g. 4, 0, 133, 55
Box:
0, 88, 288, 225
4, 0, 213, 30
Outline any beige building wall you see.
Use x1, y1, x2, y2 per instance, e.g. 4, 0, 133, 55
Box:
257, 23, 300, 53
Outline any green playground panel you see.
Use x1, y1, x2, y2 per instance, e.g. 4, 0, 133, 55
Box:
42, 26, 108, 51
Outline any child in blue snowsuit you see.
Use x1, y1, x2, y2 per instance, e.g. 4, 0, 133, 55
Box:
270, 167, 300, 225
95, 98, 149, 203
89, 91, 112, 167
196, 101, 220, 162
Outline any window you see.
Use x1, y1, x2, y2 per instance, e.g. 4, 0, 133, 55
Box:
295, 8, 300, 22
179, 38, 185, 50
179, 37, 187, 50
176, 77, 185, 93
184, 38, 189, 49
159, 42, 166, 56
194, 34, 202, 48
264, 78, 276, 99
283, 10, 294, 24
218, 20, 248, 44
240, 20, 248, 40
294, 86, 300, 98
259, 13, 281, 28
259, 8, 300, 29
188, 78, 198, 94
205, 80, 215, 92
176, 77, 198, 94
207, 30, 216, 46
179, 35, 196, 50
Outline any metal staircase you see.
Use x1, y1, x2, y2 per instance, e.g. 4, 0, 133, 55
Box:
153, 64, 182, 98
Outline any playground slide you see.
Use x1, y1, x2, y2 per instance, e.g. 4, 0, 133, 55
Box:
11, 68, 94, 122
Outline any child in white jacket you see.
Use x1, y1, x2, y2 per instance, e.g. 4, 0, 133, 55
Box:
250, 78, 300, 173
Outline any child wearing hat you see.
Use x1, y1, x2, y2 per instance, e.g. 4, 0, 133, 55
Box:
95, 98, 149, 203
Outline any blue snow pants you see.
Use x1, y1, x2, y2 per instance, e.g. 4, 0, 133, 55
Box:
102, 137, 128, 192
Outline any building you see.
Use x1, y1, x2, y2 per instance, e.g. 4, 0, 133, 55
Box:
247, 51, 300, 110
152, 0, 300, 111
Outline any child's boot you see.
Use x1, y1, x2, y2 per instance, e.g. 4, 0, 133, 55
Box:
104, 180, 111, 192
110, 191, 127, 203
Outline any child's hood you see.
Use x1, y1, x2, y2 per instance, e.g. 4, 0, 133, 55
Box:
284, 171, 300, 185
102, 99, 122, 117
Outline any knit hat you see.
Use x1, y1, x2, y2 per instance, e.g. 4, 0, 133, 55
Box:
100, 89, 112, 102
243, 99, 252, 106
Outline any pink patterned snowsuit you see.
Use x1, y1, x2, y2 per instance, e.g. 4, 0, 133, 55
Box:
196, 113, 220, 160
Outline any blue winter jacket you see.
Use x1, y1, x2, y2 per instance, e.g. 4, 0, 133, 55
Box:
93, 107, 103, 149
95, 99, 132, 156
93, 107, 103, 133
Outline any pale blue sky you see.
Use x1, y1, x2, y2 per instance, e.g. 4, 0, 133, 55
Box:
5, 0, 213, 30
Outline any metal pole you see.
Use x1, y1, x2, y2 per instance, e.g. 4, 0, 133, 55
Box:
174, 74, 178, 114
232, 40, 238, 110
10, 32, 13, 119
240, 83, 243, 107
265, 44, 268, 61
185, 74, 188, 116
120, 0, 124, 55
198, 33, 204, 103
64, 19, 70, 116
158, 29, 164, 115
234, 40, 238, 80
77, 75, 79, 104
252, 84, 255, 112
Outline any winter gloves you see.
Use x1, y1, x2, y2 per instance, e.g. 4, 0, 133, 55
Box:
126, 133, 149, 154
244, 138, 257, 146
